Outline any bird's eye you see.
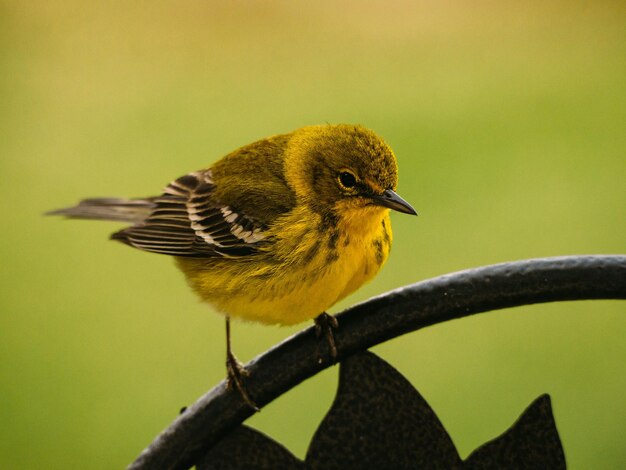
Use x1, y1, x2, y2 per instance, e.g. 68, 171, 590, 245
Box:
338, 171, 357, 189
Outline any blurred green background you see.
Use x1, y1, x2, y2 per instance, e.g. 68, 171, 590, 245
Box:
2, 1, 625, 468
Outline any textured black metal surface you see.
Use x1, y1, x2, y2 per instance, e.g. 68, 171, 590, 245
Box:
306, 351, 461, 469
195, 352, 565, 469
464, 394, 566, 469
196, 425, 303, 470
128, 255, 626, 470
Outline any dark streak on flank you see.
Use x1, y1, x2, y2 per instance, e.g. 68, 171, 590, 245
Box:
381, 219, 391, 246
326, 249, 340, 264
373, 239, 384, 265
327, 229, 339, 251
302, 239, 321, 265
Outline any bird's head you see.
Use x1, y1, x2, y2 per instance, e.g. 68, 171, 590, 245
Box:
285, 124, 416, 219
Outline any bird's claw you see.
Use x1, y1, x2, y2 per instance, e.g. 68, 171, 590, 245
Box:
226, 352, 259, 411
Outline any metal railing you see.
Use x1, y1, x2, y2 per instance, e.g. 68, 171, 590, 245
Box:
128, 255, 626, 470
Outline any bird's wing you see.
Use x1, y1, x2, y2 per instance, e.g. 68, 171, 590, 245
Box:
112, 170, 268, 257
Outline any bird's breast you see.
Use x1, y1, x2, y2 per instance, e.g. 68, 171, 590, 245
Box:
177, 208, 393, 326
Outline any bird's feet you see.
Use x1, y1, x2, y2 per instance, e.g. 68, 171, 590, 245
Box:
226, 352, 259, 411
314, 312, 339, 363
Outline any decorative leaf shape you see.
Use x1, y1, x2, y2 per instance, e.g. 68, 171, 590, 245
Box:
196, 424, 303, 470
306, 351, 462, 469
195, 351, 565, 469
464, 394, 566, 469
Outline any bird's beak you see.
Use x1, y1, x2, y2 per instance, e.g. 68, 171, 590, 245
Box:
371, 189, 417, 215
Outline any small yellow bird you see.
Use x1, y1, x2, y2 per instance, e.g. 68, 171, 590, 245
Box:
50, 124, 416, 408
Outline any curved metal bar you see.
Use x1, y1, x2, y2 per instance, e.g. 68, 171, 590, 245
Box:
128, 255, 626, 470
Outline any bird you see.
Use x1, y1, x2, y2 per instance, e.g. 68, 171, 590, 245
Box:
48, 124, 417, 409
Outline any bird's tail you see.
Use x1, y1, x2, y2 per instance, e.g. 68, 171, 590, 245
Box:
46, 198, 155, 223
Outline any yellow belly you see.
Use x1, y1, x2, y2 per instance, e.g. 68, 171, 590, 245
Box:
176, 209, 392, 325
